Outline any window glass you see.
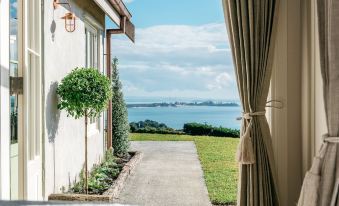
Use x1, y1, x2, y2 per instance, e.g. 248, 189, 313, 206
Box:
85, 25, 100, 130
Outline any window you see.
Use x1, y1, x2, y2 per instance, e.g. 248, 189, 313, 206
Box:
85, 23, 100, 135
27, 0, 42, 159
86, 25, 98, 69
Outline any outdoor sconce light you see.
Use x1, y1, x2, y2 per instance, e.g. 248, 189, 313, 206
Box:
53, 0, 76, 32
61, 12, 76, 32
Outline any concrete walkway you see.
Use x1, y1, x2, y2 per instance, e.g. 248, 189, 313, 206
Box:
115, 141, 211, 206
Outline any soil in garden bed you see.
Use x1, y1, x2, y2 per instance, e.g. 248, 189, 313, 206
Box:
68, 151, 133, 195
48, 151, 142, 202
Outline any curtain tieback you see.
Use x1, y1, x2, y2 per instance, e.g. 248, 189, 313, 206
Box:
236, 111, 266, 165
323, 134, 339, 143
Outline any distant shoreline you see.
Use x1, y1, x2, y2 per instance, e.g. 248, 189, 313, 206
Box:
127, 101, 239, 108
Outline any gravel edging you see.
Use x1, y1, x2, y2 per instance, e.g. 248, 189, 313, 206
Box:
48, 151, 143, 202
103, 151, 143, 198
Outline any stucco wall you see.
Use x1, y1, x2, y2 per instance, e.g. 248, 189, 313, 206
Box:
43, 0, 106, 198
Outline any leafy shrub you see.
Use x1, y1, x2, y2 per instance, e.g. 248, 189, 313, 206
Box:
57, 68, 112, 194
70, 150, 122, 195
57, 68, 112, 119
129, 120, 185, 135
183, 123, 240, 138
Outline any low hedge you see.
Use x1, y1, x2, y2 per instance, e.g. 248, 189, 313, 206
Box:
129, 120, 240, 137
129, 120, 184, 135
183, 123, 240, 138
132, 127, 185, 135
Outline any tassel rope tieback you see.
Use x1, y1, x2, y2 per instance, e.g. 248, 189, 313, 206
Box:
323, 134, 339, 143
236, 100, 284, 165
236, 111, 266, 165
314, 134, 339, 159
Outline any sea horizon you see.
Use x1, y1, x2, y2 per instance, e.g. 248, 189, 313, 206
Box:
124, 96, 241, 104
125, 96, 241, 130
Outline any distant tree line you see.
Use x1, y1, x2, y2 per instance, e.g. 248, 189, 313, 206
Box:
129, 120, 185, 135
129, 120, 240, 138
127, 101, 239, 108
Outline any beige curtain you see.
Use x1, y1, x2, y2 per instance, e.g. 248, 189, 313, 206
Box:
222, 1, 280, 206
298, 1, 339, 206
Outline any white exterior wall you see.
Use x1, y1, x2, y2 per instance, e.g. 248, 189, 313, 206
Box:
43, 0, 106, 198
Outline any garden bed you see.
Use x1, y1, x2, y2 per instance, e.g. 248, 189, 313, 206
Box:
48, 151, 142, 202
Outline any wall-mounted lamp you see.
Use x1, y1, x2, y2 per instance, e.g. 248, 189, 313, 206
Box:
53, 0, 76, 32
61, 12, 76, 32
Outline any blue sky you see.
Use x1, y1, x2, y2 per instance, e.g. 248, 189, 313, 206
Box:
107, 0, 225, 28
107, 0, 238, 101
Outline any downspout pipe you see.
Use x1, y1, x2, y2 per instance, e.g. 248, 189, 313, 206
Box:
106, 18, 126, 150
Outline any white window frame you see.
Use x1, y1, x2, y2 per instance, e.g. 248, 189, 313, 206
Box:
85, 22, 101, 136
0, 0, 11, 199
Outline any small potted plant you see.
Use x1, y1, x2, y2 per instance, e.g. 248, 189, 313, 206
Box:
56, 68, 112, 194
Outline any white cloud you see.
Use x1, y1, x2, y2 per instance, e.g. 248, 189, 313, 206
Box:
207, 72, 234, 90
112, 23, 238, 100
11, 2, 18, 9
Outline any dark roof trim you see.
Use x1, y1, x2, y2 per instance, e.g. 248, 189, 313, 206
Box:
109, 0, 132, 20
107, 16, 135, 43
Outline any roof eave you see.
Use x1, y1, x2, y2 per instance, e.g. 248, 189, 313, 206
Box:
109, 0, 132, 20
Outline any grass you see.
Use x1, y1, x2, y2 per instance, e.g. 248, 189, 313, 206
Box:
130, 133, 239, 205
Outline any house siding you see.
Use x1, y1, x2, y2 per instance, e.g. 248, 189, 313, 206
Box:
43, 0, 106, 198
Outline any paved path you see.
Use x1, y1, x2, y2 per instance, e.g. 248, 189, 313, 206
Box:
0, 201, 133, 205
115, 141, 211, 206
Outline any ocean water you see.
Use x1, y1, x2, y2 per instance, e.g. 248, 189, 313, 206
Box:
127, 105, 242, 130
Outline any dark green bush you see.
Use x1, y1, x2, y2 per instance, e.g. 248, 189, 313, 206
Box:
129, 120, 184, 135
183, 123, 240, 138
111, 58, 130, 156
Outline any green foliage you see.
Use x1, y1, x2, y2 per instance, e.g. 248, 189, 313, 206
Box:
57, 68, 112, 194
130, 120, 185, 135
57, 68, 112, 119
183, 123, 240, 138
111, 58, 130, 156
129, 133, 194, 141
194, 136, 238, 205
130, 119, 169, 130
129, 120, 239, 137
70, 150, 122, 195
129, 119, 184, 134
130, 127, 185, 135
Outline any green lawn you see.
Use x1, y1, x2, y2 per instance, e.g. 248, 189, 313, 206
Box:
130, 133, 239, 205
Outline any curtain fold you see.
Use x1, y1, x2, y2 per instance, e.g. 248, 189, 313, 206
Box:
298, 1, 339, 206
222, 1, 280, 206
